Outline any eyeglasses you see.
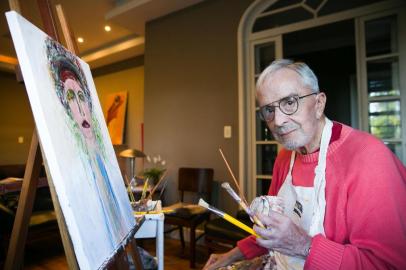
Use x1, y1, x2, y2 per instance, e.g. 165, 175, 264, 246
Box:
258, 93, 317, 122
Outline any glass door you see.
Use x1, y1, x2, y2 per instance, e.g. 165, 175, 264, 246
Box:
249, 36, 282, 200
357, 10, 406, 162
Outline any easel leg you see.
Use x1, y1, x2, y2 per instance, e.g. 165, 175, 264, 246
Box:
4, 131, 42, 270
115, 249, 130, 270
129, 238, 144, 270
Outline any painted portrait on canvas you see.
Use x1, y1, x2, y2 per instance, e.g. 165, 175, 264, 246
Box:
104, 91, 127, 145
45, 38, 129, 245
6, 11, 135, 269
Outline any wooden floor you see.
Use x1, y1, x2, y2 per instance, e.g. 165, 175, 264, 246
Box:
21, 236, 210, 270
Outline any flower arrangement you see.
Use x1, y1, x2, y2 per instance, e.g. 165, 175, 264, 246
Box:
142, 154, 166, 184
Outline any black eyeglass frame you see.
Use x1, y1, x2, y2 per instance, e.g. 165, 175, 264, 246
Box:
258, 92, 318, 122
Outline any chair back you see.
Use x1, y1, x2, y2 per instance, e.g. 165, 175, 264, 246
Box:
178, 167, 214, 203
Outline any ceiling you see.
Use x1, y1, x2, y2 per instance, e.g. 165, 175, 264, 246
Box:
0, 0, 205, 72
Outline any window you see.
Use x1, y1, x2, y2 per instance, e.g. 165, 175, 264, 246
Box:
359, 13, 405, 160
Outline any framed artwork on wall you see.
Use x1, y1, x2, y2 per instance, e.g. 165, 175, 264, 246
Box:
104, 91, 127, 145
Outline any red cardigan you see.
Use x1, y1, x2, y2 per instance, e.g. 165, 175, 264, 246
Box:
237, 123, 406, 269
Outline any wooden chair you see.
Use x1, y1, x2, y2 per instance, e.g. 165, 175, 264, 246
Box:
164, 167, 214, 268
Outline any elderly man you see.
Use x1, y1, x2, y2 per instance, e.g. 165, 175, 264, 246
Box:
203, 59, 406, 270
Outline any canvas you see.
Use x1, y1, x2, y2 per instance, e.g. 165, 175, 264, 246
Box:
6, 11, 135, 269
104, 91, 127, 145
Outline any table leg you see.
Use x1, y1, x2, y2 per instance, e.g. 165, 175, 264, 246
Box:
156, 216, 164, 270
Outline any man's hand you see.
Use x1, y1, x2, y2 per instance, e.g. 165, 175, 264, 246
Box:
254, 212, 312, 258
202, 247, 244, 270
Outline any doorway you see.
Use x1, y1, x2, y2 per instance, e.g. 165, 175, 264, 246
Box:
283, 19, 356, 126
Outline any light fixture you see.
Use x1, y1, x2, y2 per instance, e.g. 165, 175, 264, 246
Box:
77, 37, 84, 43
104, 25, 111, 32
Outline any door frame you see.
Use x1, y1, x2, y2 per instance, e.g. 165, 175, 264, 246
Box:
248, 35, 282, 200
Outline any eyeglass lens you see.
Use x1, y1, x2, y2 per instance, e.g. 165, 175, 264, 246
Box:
259, 96, 299, 121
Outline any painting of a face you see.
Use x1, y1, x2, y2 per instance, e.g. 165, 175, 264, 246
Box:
63, 77, 94, 140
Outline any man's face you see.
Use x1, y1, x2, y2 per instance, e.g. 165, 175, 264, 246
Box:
64, 78, 94, 140
257, 68, 324, 151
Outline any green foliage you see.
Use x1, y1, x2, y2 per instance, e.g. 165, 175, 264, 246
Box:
143, 168, 166, 184
141, 154, 166, 184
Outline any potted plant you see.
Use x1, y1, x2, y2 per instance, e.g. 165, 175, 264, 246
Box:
142, 155, 166, 185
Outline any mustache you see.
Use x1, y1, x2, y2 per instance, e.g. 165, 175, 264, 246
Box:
274, 123, 299, 135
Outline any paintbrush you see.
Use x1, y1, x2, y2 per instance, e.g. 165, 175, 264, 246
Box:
134, 209, 174, 215
124, 174, 136, 203
140, 178, 149, 201
221, 182, 265, 228
198, 198, 258, 237
218, 148, 249, 206
157, 178, 169, 200
146, 170, 168, 201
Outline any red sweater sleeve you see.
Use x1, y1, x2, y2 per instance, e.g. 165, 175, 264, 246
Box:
237, 149, 291, 259
305, 134, 406, 270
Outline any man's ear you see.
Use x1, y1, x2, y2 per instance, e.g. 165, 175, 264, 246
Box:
315, 92, 326, 119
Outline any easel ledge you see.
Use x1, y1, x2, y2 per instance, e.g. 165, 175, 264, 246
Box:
100, 217, 145, 269
4, 1, 145, 269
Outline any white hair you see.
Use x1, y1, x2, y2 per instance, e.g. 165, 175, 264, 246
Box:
256, 59, 320, 93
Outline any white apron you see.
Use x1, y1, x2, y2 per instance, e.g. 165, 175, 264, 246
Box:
274, 118, 333, 270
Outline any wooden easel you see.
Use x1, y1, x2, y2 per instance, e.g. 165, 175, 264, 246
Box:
4, 1, 144, 269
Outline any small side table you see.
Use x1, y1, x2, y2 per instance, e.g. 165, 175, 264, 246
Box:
134, 201, 164, 270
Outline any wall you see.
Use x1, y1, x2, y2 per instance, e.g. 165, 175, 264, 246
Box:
144, 0, 253, 212
0, 72, 34, 164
